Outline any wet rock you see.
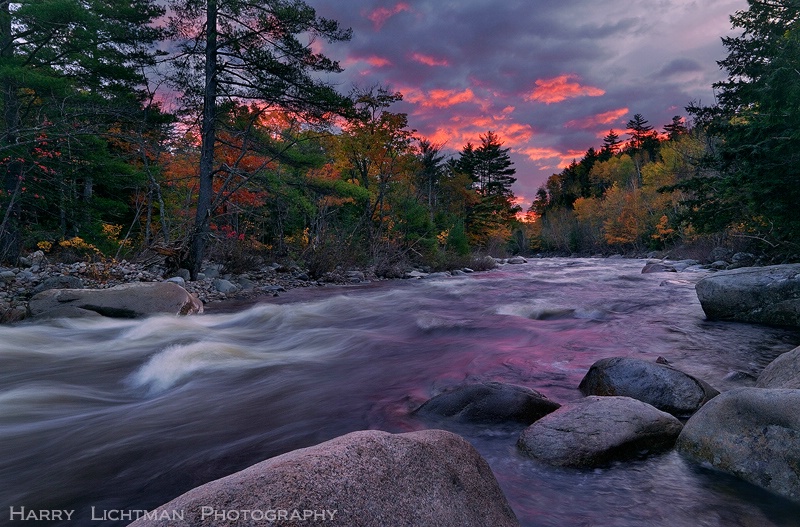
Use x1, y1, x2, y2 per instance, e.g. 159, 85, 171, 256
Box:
507, 256, 527, 264
579, 357, 719, 417
414, 381, 560, 425
757, 346, 800, 389
642, 262, 676, 274
518, 396, 682, 468
128, 429, 520, 527
695, 264, 800, 328
29, 282, 203, 319
677, 388, 800, 504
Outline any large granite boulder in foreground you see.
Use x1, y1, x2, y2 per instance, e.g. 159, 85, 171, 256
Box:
757, 346, 800, 389
695, 264, 800, 327
28, 282, 203, 319
414, 381, 560, 424
677, 388, 800, 504
129, 429, 519, 527
517, 396, 683, 468
579, 357, 719, 417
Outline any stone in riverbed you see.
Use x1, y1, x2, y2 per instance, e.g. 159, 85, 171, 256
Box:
676, 387, 800, 504
414, 381, 560, 425
695, 264, 800, 328
31, 275, 84, 295
128, 429, 520, 527
757, 345, 800, 389
28, 282, 203, 319
579, 357, 719, 417
517, 396, 683, 468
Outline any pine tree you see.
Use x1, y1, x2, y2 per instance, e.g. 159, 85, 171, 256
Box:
683, 0, 800, 247
168, 0, 352, 277
0, 0, 165, 261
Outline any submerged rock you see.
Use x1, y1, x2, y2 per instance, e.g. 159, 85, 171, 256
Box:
579, 357, 719, 417
677, 388, 800, 504
28, 282, 203, 319
757, 346, 800, 389
414, 381, 560, 425
695, 264, 800, 328
517, 396, 682, 468
128, 429, 520, 527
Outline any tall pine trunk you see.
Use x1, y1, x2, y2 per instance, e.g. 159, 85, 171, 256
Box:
186, 0, 217, 279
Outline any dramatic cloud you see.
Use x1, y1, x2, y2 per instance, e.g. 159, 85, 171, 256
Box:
525, 75, 605, 104
365, 2, 411, 29
311, 0, 748, 203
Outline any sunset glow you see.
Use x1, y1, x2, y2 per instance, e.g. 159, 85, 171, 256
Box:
309, 0, 746, 200
525, 75, 605, 104
366, 2, 411, 29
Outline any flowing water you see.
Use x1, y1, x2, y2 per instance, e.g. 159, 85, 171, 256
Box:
2, 258, 800, 526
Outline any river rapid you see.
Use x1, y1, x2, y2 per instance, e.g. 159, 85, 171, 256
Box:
1, 258, 800, 526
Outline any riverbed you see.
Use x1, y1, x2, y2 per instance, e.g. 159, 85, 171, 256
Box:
1, 258, 799, 526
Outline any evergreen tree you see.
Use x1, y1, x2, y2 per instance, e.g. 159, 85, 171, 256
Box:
168, 0, 352, 277
0, 0, 165, 261
683, 0, 800, 246
600, 129, 622, 160
663, 116, 688, 141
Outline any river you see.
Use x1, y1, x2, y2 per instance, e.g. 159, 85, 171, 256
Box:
1, 258, 799, 526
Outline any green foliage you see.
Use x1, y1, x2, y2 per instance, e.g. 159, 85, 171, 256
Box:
680, 0, 800, 249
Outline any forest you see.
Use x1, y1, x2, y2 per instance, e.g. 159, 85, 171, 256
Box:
1, 0, 799, 277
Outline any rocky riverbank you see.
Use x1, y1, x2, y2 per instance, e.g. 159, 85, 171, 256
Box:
0, 251, 508, 323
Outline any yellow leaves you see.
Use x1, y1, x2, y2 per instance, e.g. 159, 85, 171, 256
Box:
59, 236, 100, 254
37, 240, 53, 252
437, 229, 450, 246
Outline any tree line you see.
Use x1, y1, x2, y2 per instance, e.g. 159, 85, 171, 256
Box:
2, 0, 798, 273
0, 0, 523, 275
530, 0, 800, 260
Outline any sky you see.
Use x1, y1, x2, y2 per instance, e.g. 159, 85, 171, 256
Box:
307, 0, 747, 208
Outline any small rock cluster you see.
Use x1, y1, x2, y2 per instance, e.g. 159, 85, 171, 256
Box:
414, 356, 715, 469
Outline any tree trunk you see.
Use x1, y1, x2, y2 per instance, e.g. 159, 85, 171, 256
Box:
186, 0, 218, 279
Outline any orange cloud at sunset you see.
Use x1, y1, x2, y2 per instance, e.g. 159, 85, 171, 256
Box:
411, 53, 450, 67
565, 108, 629, 129
365, 56, 392, 67
525, 75, 605, 104
405, 88, 477, 108
519, 146, 585, 168
367, 3, 411, 29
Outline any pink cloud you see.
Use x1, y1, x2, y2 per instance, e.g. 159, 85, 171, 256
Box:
411, 53, 450, 67
525, 75, 605, 104
565, 108, 629, 129
366, 3, 411, 30
405, 88, 476, 108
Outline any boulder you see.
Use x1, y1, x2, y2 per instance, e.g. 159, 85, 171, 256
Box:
31, 275, 84, 295
517, 396, 682, 468
507, 256, 527, 264
128, 429, 519, 527
579, 357, 719, 417
28, 282, 203, 319
757, 346, 800, 389
212, 278, 238, 294
695, 264, 800, 327
676, 388, 800, 504
414, 381, 560, 425
642, 262, 676, 274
